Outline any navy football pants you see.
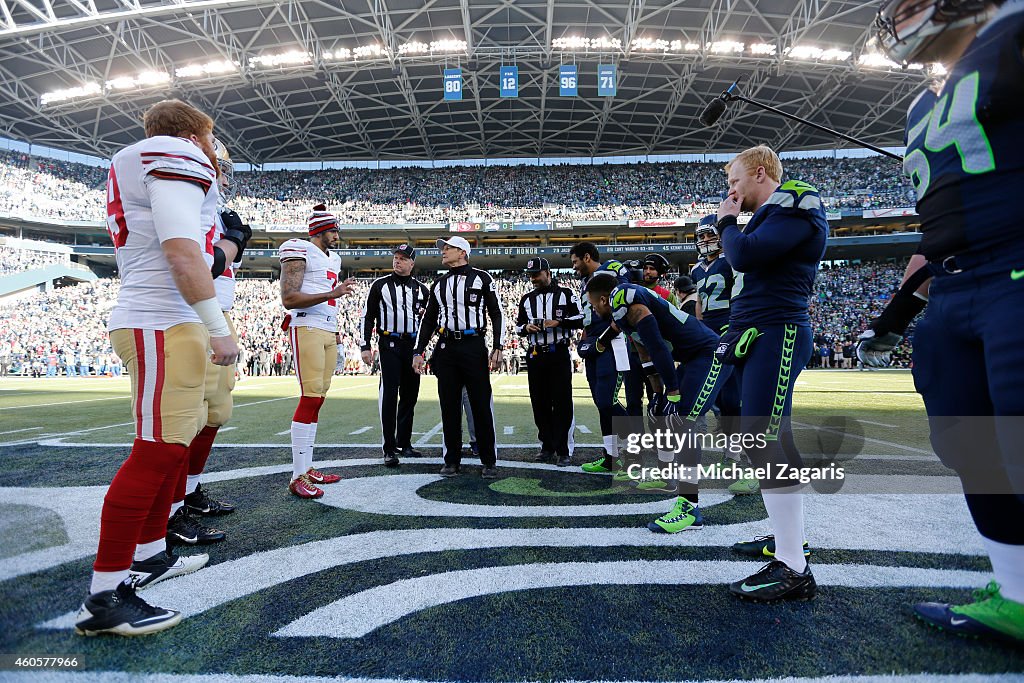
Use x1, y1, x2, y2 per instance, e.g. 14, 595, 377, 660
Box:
736, 324, 812, 489
912, 259, 1024, 544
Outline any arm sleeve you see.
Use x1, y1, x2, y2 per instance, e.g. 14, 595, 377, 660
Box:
633, 313, 678, 393
145, 177, 206, 244
484, 275, 506, 350
360, 281, 381, 351
719, 211, 815, 271
516, 296, 529, 336
414, 284, 440, 355
559, 291, 585, 329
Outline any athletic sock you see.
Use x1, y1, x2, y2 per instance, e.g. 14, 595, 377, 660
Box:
761, 485, 807, 573
185, 425, 219, 484
307, 421, 319, 471
185, 474, 201, 496
602, 434, 617, 460
983, 537, 1024, 604
133, 539, 165, 563
291, 421, 313, 480
90, 570, 129, 595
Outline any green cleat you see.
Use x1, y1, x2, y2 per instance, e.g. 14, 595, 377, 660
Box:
635, 478, 675, 493
728, 477, 760, 495
915, 581, 1024, 644
647, 497, 703, 533
581, 455, 616, 474
612, 468, 635, 483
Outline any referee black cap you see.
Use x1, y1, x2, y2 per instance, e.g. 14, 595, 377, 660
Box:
525, 257, 550, 273
393, 243, 416, 259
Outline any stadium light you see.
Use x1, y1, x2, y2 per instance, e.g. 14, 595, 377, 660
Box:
323, 48, 352, 61
353, 44, 384, 59
175, 60, 239, 79
858, 52, 900, 69
40, 82, 102, 105
683, 42, 700, 51
749, 43, 777, 55
429, 39, 467, 53
250, 50, 312, 68
929, 63, 948, 76
105, 70, 170, 91
398, 41, 429, 55
553, 36, 589, 50
590, 36, 622, 50
820, 48, 852, 61
632, 38, 670, 51
709, 41, 745, 54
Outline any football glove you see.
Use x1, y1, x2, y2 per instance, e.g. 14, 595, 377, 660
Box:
576, 340, 599, 359
856, 330, 903, 368
219, 209, 252, 255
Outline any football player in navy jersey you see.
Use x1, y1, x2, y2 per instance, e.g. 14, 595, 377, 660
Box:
690, 215, 753, 493
715, 145, 828, 603
858, 0, 1024, 643
586, 275, 732, 533
569, 243, 643, 478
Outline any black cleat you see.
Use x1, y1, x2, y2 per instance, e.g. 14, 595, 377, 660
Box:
129, 550, 208, 590
439, 464, 461, 477
556, 454, 572, 467
732, 534, 811, 558
729, 560, 817, 602
398, 446, 424, 458
384, 452, 400, 468
74, 581, 181, 636
184, 483, 235, 516
534, 450, 555, 463
166, 507, 226, 546
481, 466, 499, 479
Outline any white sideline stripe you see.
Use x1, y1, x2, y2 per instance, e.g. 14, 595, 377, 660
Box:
0, 672, 1017, 683
858, 420, 898, 428
577, 424, 592, 434
793, 421, 933, 455
349, 426, 372, 435
0, 427, 41, 435
276, 560, 994, 639
0, 395, 127, 410
276, 430, 291, 435
37, 495, 985, 633
1, 380, 373, 446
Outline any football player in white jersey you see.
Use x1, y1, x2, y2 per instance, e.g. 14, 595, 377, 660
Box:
279, 203, 356, 498
75, 100, 240, 637
159, 139, 251, 553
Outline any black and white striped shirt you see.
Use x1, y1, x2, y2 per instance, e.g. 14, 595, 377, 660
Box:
516, 282, 584, 346
360, 273, 430, 350
414, 264, 506, 354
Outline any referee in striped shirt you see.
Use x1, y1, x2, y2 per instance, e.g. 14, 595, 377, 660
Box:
517, 257, 583, 466
360, 243, 430, 467
413, 236, 505, 479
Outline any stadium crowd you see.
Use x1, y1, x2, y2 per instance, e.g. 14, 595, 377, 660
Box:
0, 245, 69, 275
0, 151, 915, 226
0, 260, 913, 378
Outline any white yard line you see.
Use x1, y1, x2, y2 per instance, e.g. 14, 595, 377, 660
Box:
349, 426, 372, 435
858, 419, 898, 428
413, 421, 444, 447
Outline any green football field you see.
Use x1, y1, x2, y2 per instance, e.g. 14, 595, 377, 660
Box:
1, 370, 1022, 682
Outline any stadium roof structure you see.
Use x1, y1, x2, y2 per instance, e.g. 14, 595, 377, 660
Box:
0, 0, 929, 164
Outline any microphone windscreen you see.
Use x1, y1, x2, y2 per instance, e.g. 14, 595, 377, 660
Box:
698, 97, 728, 127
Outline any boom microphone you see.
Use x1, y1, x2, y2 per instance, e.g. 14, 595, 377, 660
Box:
699, 97, 728, 127
696, 79, 903, 161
